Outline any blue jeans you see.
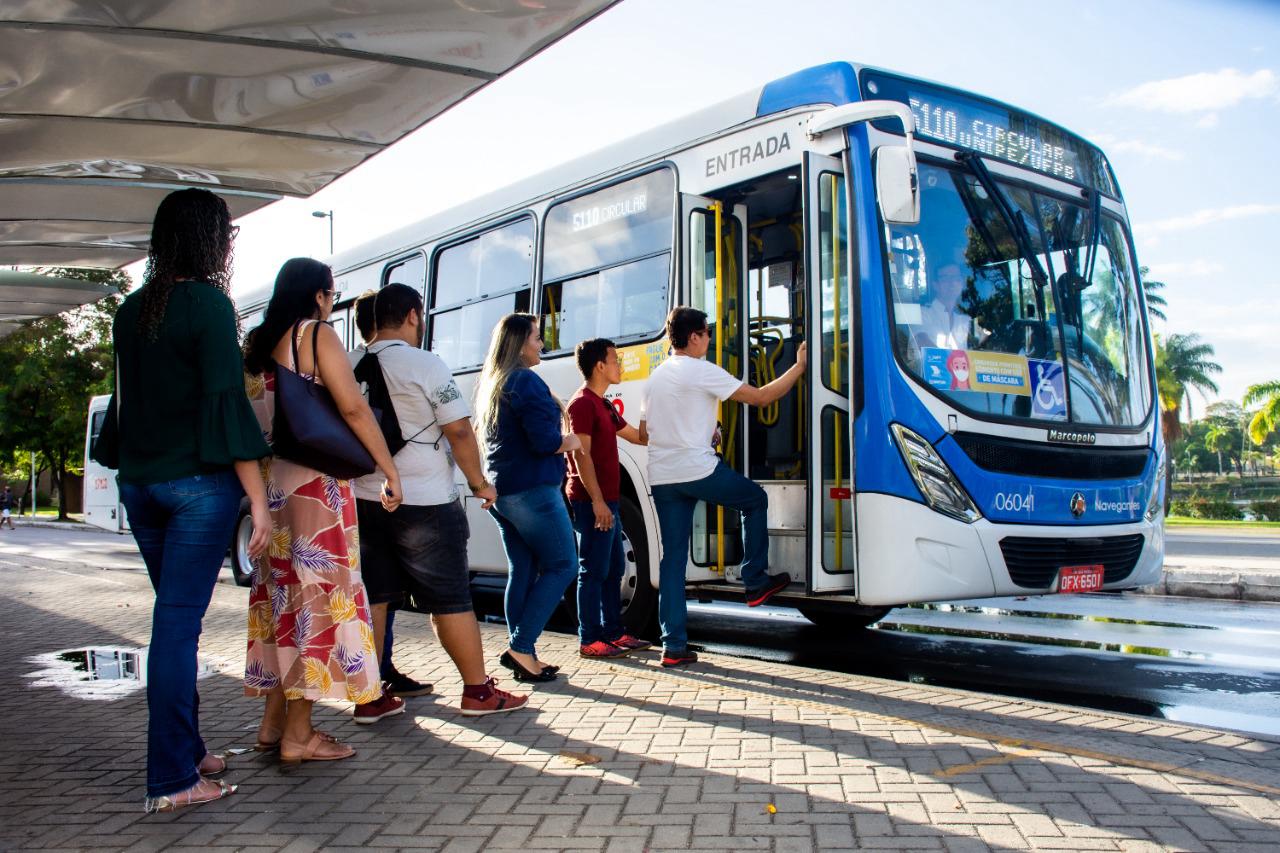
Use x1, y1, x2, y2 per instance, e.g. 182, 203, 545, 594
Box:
119, 471, 243, 798
651, 462, 769, 652
570, 500, 625, 645
489, 484, 577, 655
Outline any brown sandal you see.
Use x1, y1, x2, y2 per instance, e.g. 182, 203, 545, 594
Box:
280, 731, 354, 763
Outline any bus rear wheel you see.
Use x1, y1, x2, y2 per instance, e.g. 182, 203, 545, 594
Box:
229, 504, 255, 588
797, 604, 890, 631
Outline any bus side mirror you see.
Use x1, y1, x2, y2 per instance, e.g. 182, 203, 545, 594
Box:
876, 146, 920, 226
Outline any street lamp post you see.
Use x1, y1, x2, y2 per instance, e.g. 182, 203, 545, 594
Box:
312, 209, 334, 255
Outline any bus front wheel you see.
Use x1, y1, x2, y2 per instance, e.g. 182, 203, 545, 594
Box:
797, 604, 890, 631
618, 496, 658, 639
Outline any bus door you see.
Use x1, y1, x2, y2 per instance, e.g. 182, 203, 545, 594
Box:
803, 153, 856, 593
682, 195, 748, 583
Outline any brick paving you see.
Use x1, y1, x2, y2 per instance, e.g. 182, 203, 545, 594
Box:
1, 543, 1278, 852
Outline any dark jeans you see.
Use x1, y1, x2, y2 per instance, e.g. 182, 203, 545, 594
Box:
651, 462, 769, 652
119, 471, 242, 798
489, 484, 577, 655
380, 606, 397, 678
570, 500, 625, 645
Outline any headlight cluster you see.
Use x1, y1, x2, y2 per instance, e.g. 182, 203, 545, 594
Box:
1145, 443, 1166, 522
891, 424, 981, 523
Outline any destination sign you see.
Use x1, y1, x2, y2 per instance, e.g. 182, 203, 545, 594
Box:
860, 70, 1117, 197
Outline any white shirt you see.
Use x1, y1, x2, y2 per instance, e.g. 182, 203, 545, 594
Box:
918, 299, 974, 349
641, 353, 743, 486
349, 342, 471, 506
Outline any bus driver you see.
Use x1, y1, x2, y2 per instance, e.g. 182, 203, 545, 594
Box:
914, 262, 988, 351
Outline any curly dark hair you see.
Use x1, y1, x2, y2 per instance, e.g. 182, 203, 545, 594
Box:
138, 188, 236, 339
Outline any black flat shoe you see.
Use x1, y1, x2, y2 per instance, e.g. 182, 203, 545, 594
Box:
500, 651, 556, 683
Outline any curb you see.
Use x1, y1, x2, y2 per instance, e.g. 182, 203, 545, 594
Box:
9, 518, 96, 532
1140, 565, 1280, 603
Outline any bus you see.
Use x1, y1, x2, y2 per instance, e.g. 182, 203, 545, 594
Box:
102, 61, 1166, 631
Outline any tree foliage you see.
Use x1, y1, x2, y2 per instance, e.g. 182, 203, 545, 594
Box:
1243, 379, 1280, 445
1154, 331, 1222, 446
1139, 266, 1167, 322
0, 268, 129, 517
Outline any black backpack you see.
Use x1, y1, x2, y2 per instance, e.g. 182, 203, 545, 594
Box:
354, 346, 408, 457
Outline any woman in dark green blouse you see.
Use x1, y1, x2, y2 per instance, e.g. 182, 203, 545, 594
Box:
103, 189, 272, 813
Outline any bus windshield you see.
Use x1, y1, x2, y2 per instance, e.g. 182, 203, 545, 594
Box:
886, 160, 1151, 428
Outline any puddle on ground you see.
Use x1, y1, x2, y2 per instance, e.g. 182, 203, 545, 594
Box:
26, 647, 217, 700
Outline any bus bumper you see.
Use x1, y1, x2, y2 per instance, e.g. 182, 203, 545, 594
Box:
855, 493, 1165, 606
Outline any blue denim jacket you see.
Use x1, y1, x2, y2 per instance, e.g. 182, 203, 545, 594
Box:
486, 368, 565, 495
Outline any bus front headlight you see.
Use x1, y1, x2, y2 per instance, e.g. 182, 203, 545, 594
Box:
1145, 444, 1166, 522
891, 424, 981, 523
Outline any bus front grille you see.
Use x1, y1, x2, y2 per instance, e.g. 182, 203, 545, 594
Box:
953, 433, 1149, 480
998, 534, 1145, 589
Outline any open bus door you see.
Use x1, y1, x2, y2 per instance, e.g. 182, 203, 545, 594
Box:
681, 194, 749, 584
803, 152, 857, 594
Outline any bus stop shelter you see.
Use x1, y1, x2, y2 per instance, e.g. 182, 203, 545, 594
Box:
0, 1, 618, 319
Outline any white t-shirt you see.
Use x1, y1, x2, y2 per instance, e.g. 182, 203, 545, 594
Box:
349, 341, 471, 506
641, 354, 743, 486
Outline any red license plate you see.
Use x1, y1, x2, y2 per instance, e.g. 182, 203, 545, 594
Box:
1057, 564, 1104, 593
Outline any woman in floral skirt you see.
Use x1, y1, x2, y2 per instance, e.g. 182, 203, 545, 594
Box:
241, 257, 403, 762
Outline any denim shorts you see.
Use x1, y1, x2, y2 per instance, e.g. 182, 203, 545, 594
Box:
356, 498, 472, 614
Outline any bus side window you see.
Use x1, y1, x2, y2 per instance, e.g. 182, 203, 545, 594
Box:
539, 169, 675, 355
428, 217, 535, 371
384, 254, 426, 300
330, 315, 348, 350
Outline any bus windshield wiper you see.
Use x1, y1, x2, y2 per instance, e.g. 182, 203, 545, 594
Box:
956, 152, 1049, 289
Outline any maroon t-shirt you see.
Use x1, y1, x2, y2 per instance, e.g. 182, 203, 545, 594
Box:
565, 386, 625, 503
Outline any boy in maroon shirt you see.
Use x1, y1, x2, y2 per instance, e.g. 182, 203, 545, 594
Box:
567, 338, 652, 657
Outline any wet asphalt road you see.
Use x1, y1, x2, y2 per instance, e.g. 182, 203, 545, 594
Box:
5, 524, 1280, 740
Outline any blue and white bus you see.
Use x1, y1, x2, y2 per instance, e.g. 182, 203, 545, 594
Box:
226, 61, 1163, 630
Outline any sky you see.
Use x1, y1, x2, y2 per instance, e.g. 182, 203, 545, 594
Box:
153, 0, 1280, 412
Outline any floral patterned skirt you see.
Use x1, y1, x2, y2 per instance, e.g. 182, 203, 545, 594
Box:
243, 455, 381, 703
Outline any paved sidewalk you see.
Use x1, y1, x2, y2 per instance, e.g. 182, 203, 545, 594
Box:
1, 554, 1279, 852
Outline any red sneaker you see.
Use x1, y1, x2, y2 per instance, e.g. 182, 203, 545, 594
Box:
580, 640, 629, 658
353, 691, 405, 724
661, 649, 698, 668
610, 634, 652, 652
460, 678, 529, 717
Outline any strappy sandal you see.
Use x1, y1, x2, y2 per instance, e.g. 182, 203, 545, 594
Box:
144, 777, 236, 814
280, 730, 355, 763
198, 753, 227, 776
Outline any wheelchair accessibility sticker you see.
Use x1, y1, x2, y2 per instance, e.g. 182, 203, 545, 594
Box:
1029, 359, 1067, 420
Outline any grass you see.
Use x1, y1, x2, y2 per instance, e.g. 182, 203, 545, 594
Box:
1166, 516, 1280, 530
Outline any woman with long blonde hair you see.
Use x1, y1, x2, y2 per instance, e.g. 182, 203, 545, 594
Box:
477, 313, 580, 682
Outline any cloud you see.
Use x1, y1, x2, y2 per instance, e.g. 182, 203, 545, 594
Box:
1143, 260, 1224, 279
1088, 133, 1183, 161
1135, 203, 1280, 236
1103, 68, 1276, 114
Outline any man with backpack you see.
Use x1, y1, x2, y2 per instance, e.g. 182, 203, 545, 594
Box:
351, 283, 527, 718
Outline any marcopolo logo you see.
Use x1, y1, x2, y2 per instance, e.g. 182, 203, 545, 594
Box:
1069, 492, 1086, 518
1095, 496, 1141, 514
1048, 428, 1097, 445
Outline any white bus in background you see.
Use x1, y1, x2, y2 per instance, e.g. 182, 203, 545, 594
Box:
83, 394, 126, 533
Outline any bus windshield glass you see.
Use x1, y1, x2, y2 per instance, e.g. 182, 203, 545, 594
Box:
885, 161, 1151, 428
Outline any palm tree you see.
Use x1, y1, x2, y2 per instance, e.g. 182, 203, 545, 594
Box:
1154, 332, 1222, 447
1139, 266, 1167, 322
1243, 380, 1280, 444
1204, 421, 1231, 476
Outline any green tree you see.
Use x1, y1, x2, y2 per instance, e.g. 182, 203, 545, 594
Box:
1154, 332, 1222, 447
1243, 380, 1280, 445
0, 268, 128, 518
1139, 266, 1167, 322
